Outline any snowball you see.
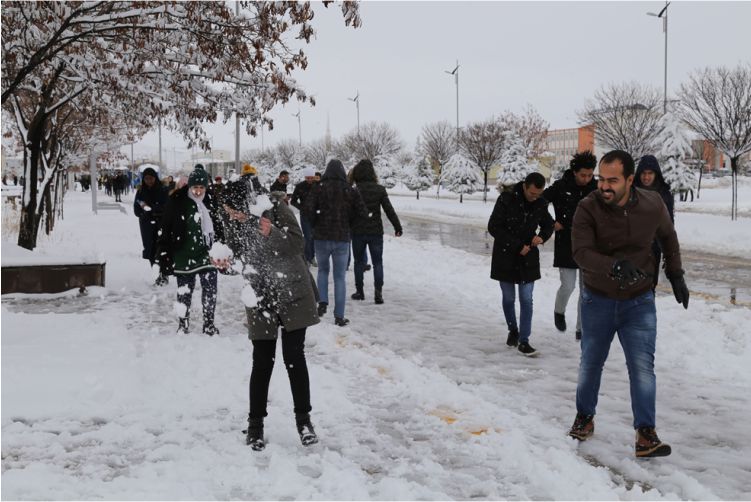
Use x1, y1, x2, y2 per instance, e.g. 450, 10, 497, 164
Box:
209, 242, 233, 261
241, 284, 258, 308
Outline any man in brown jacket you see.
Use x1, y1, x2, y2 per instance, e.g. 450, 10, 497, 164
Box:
567, 150, 689, 458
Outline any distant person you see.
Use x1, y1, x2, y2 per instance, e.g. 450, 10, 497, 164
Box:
134, 167, 168, 285
487, 172, 554, 356
212, 176, 225, 201
349, 159, 403, 304
303, 159, 367, 327
543, 151, 597, 341
241, 163, 266, 194
270, 170, 290, 194
291, 166, 319, 267
634, 155, 674, 289
568, 149, 689, 458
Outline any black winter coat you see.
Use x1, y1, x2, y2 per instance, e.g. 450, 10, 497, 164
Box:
634, 162, 674, 222
290, 180, 314, 212
133, 182, 168, 263
302, 161, 367, 242
542, 169, 597, 268
488, 182, 555, 283
351, 181, 402, 235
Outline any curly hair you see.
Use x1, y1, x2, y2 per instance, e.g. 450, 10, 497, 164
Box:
570, 151, 597, 172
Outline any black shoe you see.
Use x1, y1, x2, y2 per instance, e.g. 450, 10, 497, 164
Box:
506, 328, 519, 347
154, 273, 168, 286
569, 413, 595, 441
364, 264, 372, 272
177, 317, 190, 334
635, 427, 671, 458
576, 330, 582, 341
203, 323, 220, 336
374, 287, 383, 305
245, 417, 265, 451
334, 317, 350, 327
295, 413, 319, 446
351, 289, 365, 301
554, 312, 566, 332
317, 302, 327, 317
518, 341, 537, 357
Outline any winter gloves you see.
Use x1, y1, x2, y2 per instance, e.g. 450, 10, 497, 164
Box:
611, 260, 646, 288
666, 269, 690, 309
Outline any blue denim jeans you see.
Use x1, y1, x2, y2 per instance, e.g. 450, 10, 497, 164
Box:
499, 281, 535, 343
352, 234, 384, 289
315, 240, 350, 318
299, 215, 315, 264
576, 286, 658, 429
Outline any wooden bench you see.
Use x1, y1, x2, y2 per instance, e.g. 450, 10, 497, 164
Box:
1, 262, 106, 294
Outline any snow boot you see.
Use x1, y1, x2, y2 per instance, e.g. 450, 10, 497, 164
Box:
177, 317, 190, 334
635, 427, 671, 458
374, 287, 384, 305
245, 417, 265, 451
295, 413, 319, 446
203, 322, 220, 336
317, 302, 327, 317
569, 413, 594, 441
554, 312, 566, 331
334, 317, 350, 327
518, 341, 538, 357
154, 273, 168, 287
351, 288, 365, 301
365, 264, 372, 272
506, 328, 519, 347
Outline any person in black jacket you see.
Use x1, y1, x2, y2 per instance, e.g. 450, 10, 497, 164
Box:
634, 155, 674, 289
270, 170, 290, 194
349, 159, 403, 304
134, 167, 169, 285
291, 166, 318, 266
488, 172, 554, 356
303, 159, 367, 327
543, 151, 597, 340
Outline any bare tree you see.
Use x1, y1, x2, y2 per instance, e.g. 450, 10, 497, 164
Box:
578, 82, 663, 160
457, 118, 508, 202
275, 139, 303, 171
304, 137, 337, 171
499, 105, 550, 158
688, 139, 708, 200
339, 121, 404, 164
676, 64, 751, 220
418, 121, 455, 197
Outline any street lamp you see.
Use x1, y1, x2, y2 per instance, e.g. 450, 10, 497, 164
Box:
292, 109, 302, 146
445, 60, 460, 140
647, 1, 670, 114
348, 90, 360, 136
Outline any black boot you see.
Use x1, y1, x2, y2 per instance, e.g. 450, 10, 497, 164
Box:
177, 317, 190, 334
295, 413, 319, 446
203, 322, 219, 336
351, 288, 365, 300
506, 328, 519, 347
317, 302, 327, 317
554, 312, 567, 332
246, 417, 265, 451
374, 287, 384, 305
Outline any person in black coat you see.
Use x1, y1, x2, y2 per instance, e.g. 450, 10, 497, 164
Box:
543, 151, 597, 340
291, 166, 318, 266
133, 167, 169, 285
634, 155, 674, 289
349, 159, 403, 304
488, 173, 554, 356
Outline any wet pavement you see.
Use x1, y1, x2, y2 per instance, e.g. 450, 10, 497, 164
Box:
393, 214, 751, 308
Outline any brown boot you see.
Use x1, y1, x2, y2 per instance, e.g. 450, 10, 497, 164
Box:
568, 413, 594, 441
635, 427, 671, 458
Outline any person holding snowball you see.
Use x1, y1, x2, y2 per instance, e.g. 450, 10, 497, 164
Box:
221, 180, 320, 452
157, 165, 226, 336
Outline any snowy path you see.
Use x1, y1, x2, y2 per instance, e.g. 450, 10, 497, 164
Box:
2, 191, 750, 500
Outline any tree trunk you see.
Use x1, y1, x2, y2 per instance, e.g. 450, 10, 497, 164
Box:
460, 193, 463, 203
731, 157, 738, 220
483, 170, 488, 203
416, 190, 420, 200
17, 111, 45, 250
696, 166, 703, 199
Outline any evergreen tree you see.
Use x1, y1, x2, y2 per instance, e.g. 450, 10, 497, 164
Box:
497, 132, 537, 192
374, 154, 400, 189
404, 156, 434, 200
442, 154, 482, 203
655, 112, 697, 201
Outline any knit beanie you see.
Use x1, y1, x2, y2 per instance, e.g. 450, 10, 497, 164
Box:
188, 167, 209, 187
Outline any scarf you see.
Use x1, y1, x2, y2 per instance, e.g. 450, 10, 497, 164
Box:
188, 189, 215, 247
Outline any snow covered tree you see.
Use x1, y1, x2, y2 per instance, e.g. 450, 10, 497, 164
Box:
338, 122, 403, 163
498, 105, 550, 159
496, 132, 539, 192
457, 118, 507, 202
373, 154, 400, 189
653, 112, 696, 201
403, 156, 434, 199
304, 137, 337, 172
441, 154, 482, 203
419, 121, 456, 198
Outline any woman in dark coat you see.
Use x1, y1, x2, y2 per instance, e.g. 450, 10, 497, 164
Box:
133, 167, 168, 284
222, 181, 320, 452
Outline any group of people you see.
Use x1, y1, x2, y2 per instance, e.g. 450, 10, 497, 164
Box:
488, 149, 689, 458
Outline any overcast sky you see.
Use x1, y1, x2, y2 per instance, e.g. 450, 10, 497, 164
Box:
129, 1, 751, 170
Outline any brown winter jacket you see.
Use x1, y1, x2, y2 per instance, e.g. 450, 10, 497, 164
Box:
572, 187, 683, 300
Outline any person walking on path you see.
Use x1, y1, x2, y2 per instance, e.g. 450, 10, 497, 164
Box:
543, 151, 597, 341
633, 154, 675, 289
488, 172, 554, 357
157, 166, 225, 336
568, 149, 689, 458
221, 181, 320, 451
349, 159, 403, 304
303, 159, 367, 327
133, 167, 169, 285
291, 166, 319, 267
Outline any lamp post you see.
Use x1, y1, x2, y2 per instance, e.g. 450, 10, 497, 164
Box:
234, 0, 241, 171
445, 60, 460, 140
348, 90, 360, 136
647, 1, 670, 114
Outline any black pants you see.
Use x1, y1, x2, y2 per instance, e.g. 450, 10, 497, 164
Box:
176, 269, 218, 325
249, 328, 311, 419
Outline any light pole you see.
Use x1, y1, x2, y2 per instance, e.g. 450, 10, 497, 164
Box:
647, 1, 670, 114
158, 120, 162, 168
234, 0, 241, 171
293, 109, 302, 146
445, 60, 460, 140
348, 90, 360, 136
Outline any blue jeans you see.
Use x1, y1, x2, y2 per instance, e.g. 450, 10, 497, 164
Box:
299, 216, 315, 263
352, 234, 383, 289
576, 286, 657, 429
315, 240, 350, 318
499, 281, 535, 343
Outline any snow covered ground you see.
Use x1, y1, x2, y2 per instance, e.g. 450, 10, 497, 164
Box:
2, 188, 750, 500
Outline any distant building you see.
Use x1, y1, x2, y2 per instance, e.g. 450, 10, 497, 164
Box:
183, 150, 235, 179
543, 125, 596, 173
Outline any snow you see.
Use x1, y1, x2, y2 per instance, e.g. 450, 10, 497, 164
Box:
1, 189, 750, 499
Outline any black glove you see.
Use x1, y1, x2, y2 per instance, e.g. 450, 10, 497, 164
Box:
667, 270, 690, 309
611, 260, 646, 288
